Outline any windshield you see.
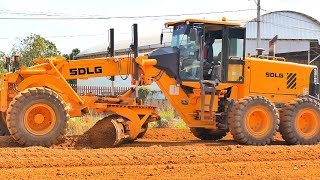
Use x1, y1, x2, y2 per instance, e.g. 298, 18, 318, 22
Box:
172, 24, 200, 80
171, 25, 188, 47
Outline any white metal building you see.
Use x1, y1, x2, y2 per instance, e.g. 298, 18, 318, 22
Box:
245, 11, 320, 64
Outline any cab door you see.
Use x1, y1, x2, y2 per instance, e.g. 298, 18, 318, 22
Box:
221, 26, 246, 83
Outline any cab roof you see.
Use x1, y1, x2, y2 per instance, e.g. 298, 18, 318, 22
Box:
165, 19, 240, 27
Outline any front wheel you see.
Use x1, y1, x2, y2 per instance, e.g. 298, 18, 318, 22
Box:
228, 96, 279, 146
6, 87, 68, 147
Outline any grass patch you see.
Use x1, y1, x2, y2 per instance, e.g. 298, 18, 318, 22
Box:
150, 103, 188, 129
66, 103, 188, 136
66, 110, 106, 136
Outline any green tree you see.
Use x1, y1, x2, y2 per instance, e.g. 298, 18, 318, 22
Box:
0, 51, 5, 61
63, 48, 81, 85
62, 54, 69, 60
63, 48, 80, 60
0, 51, 7, 73
138, 86, 152, 103
11, 34, 61, 67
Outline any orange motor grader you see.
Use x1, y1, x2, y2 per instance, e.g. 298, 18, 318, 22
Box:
0, 19, 319, 147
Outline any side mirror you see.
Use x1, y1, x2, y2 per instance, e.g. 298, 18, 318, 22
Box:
189, 28, 197, 41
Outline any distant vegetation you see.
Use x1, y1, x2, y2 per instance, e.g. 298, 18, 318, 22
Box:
1, 34, 80, 68
11, 34, 61, 67
63, 48, 80, 60
67, 103, 187, 135
138, 86, 152, 103
0, 51, 7, 73
0, 34, 80, 85
150, 103, 187, 129
67, 109, 105, 136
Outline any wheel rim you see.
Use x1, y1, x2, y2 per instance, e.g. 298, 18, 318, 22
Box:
245, 106, 272, 137
295, 108, 319, 138
24, 104, 56, 136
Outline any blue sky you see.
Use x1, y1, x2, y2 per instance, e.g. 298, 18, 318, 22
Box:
0, 0, 318, 55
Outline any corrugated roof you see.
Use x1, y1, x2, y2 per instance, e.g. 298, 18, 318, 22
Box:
246, 11, 320, 40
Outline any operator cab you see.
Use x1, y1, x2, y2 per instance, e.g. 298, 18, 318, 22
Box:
149, 18, 246, 86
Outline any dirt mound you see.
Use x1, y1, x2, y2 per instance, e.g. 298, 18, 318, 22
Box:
84, 116, 118, 148
54, 115, 120, 149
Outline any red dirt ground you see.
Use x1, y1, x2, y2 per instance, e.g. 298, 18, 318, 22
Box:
0, 128, 319, 179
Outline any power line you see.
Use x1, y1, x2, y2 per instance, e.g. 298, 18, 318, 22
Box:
0, 10, 64, 17
0, 9, 100, 18
0, 9, 256, 20
47, 34, 105, 38
0, 34, 106, 40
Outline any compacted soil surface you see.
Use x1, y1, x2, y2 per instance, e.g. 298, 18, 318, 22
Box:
0, 128, 319, 179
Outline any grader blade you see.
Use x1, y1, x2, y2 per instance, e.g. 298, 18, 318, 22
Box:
110, 119, 126, 146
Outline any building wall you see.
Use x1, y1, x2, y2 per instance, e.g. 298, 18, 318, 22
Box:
245, 39, 310, 56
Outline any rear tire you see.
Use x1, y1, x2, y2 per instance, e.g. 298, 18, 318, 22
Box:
280, 98, 320, 145
190, 128, 227, 140
228, 96, 279, 145
6, 87, 68, 147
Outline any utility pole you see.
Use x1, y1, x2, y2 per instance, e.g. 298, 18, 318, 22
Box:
256, 0, 261, 49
